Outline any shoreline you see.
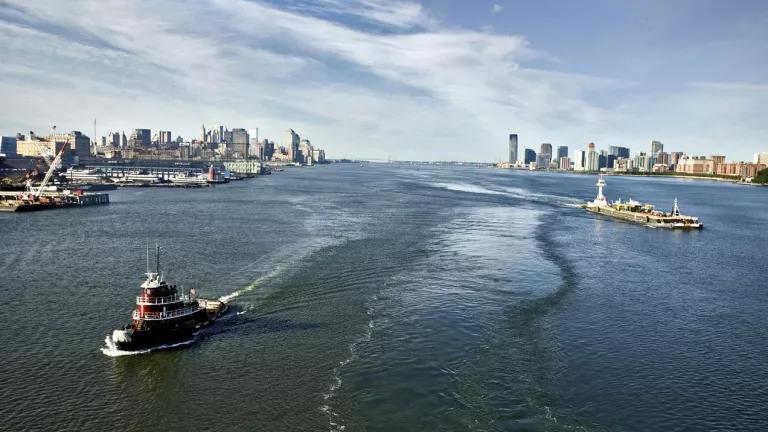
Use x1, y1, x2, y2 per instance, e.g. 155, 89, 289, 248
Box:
495, 167, 767, 186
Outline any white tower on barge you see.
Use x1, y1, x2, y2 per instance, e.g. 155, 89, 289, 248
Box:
586, 174, 609, 208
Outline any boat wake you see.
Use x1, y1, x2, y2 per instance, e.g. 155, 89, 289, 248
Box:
219, 268, 281, 304
321, 296, 377, 432
100, 336, 196, 357
427, 182, 583, 208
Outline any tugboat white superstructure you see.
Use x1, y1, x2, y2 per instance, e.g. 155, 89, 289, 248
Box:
104, 245, 228, 353
583, 175, 703, 229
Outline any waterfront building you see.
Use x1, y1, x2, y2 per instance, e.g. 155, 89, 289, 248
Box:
754, 152, 768, 165
558, 156, 570, 170
609, 145, 630, 159
121, 131, 127, 148
716, 162, 767, 179
652, 164, 669, 173
606, 154, 617, 169
312, 148, 326, 164
675, 155, 716, 175
556, 146, 568, 160
655, 151, 670, 167
1, 136, 18, 156
508, 134, 518, 164
285, 129, 300, 162
633, 152, 652, 172
573, 150, 586, 171
613, 157, 633, 172
130, 129, 151, 147
223, 160, 263, 175
16, 130, 90, 162
524, 148, 536, 164
535, 153, 550, 170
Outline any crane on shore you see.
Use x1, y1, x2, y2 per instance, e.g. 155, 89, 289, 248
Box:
20, 141, 69, 202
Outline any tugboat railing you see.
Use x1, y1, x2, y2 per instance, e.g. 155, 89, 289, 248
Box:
135, 294, 188, 305
132, 305, 201, 320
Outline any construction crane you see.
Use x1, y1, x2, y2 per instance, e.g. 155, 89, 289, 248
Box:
20, 141, 69, 202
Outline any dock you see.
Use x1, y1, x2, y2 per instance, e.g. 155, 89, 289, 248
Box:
0, 191, 110, 212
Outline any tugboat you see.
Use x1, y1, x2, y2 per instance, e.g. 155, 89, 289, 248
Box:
583, 174, 703, 229
103, 245, 228, 354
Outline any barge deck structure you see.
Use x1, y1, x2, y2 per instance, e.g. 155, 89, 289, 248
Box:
583, 175, 702, 229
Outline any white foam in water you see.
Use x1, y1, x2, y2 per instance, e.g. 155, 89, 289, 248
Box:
321, 297, 377, 432
430, 182, 507, 196
100, 336, 196, 357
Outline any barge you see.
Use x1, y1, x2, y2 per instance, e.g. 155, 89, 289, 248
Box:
0, 143, 109, 212
583, 175, 702, 229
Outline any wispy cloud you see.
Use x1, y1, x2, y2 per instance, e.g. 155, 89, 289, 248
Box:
0, 0, 764, 160
491, 4, 503, 14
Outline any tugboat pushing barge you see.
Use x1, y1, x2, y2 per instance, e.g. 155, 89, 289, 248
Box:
104, 245, 228, 353
583, 175, 702, 229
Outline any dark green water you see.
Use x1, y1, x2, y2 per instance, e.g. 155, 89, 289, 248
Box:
1, 165, 767, 431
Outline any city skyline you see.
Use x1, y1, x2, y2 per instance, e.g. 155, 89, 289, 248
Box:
1, 1, 767, 161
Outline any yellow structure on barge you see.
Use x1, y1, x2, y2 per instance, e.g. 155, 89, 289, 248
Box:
583, 175, 702, 229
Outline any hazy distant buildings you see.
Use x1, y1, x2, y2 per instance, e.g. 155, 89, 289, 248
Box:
299, 139, 313, 165
508, 134, 518, 164
754, 152, 768, 165
156, 131, 172, 146
130, 129, 151, 147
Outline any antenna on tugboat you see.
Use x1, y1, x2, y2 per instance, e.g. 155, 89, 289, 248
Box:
155, 242, 161, 275
145, 241, 150, 275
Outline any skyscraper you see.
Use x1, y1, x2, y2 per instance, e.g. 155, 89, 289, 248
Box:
586, 142, 599, 171
557, 146, 568, 160
524, 148, 536, 164
540, 143, 552, 157
285, 129, 300, 162
508, 134, 518, 164
651, 140, 664, 154
574, 150, 586, 171
231, 128, 249, 157
538, 143, 552, 168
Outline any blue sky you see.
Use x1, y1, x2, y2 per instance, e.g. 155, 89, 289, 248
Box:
0, 0, 766, 161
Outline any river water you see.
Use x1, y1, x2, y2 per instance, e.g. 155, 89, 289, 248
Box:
1, 165, 767, 431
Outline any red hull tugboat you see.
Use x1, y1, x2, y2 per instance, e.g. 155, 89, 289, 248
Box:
104, 245, 228, 353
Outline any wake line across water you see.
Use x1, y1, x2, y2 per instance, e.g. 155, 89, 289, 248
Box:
427, 182, 583, 208
321, 295, 377, 432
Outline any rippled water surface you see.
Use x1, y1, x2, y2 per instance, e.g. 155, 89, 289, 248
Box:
1, 165, 767, 431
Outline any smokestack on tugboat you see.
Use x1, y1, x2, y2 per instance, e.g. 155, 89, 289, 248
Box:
104, 244, 228, 354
